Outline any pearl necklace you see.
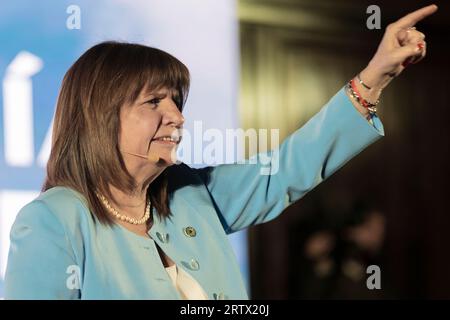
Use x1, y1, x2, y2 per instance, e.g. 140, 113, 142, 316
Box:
96, 192, 151, 225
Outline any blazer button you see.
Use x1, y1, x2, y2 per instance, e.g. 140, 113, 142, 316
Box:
213, 292, 227, 300
181, 259, 200, 271
190, 259, 199, 270
183, 226, 197, 237
156, 232, 169, 244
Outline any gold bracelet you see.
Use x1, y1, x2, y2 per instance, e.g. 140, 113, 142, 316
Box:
357, 73, 372, 90
346, 80, 378, 114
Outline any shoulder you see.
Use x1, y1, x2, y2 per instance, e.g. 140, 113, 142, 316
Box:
14, 187, 92, 239
36, 186, 88, 212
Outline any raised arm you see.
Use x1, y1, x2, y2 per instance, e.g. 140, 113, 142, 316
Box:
196, 87, 383, 234
195, 5, 438, 234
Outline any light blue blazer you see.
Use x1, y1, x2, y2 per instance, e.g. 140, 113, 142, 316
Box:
4, 87, 384, 299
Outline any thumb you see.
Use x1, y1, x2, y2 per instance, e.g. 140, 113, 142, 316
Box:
396, 29, 409, 45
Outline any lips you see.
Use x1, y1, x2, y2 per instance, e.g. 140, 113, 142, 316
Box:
152, 130, 182, 143
152, 136, 180, 143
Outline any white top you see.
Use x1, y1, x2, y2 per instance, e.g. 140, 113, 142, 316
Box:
165, 264, 208, 300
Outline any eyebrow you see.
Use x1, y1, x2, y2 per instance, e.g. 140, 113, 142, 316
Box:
142, 88, 178, 100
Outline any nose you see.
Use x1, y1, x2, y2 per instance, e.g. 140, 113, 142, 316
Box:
162, 99, 184, 128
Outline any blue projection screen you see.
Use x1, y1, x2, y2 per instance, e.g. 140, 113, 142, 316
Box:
0, 0, 248, 297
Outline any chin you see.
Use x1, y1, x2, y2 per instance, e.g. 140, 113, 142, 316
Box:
155, 145, 180, 165
155, 152, 180, 167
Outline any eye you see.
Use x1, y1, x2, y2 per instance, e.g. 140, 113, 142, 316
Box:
145, 98, 161, 108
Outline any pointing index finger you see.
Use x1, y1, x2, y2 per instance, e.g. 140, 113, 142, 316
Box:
393, 4, 438, 30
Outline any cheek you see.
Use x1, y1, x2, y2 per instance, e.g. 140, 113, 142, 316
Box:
120, 113, 159, 149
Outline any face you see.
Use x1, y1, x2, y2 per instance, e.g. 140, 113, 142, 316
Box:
119, 86, 184, 175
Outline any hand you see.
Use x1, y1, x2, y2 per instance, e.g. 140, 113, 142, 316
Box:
361, 4, 438, 90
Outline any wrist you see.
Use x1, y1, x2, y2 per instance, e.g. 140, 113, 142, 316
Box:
360, 62, 393, 91
345, 75, 382, 121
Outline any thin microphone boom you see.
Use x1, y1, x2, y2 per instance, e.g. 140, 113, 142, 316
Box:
121, 150, 160, 163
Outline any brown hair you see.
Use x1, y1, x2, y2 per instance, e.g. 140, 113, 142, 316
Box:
42, 41, 190, 225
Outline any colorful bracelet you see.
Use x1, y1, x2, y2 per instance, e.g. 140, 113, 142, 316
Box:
346, 78, 379, 114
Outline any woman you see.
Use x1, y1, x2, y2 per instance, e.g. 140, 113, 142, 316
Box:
4, 5, 437, 299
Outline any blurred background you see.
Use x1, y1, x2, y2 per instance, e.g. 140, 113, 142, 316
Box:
240, 0, 450, 299
1, 0, 449, 299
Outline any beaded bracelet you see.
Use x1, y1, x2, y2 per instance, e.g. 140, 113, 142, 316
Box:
346, 78, 379, 114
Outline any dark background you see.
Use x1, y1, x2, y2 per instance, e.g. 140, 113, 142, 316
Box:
242, 0, 450, 299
